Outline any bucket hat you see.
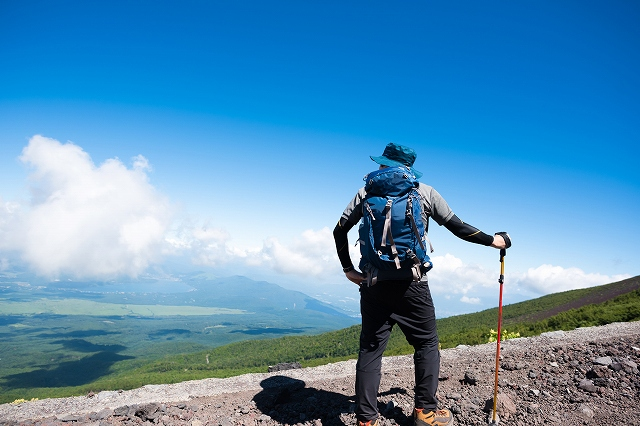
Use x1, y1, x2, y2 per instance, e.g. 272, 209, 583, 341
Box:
370, 143, 422, 179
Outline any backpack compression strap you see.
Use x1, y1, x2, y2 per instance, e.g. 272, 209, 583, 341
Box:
380, 199, 401, 269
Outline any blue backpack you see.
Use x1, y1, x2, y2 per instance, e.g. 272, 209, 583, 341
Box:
358, 166, 433, 285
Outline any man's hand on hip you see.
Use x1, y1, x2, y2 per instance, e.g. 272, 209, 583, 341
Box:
346, 269, 366, 285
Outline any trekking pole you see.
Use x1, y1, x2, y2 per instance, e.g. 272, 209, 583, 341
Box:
490, 232, 510, 425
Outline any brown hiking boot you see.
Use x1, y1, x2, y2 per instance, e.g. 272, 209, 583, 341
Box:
414, 408, 454, 426
358, 419, 379, 426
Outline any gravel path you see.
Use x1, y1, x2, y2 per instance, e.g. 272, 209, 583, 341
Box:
1, 321, 639, 425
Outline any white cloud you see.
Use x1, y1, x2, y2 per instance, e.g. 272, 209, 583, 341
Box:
427, 253, 496, 299
132, 154, 152, 172
178, 225, 633, 298
416, 254, 631, 307
188, 225, 244, 266
2, 135, 172, 279
175, 225, 340, 279
259, 227, 336, 276
516, 264, 630, 294
0, 198, 21, 247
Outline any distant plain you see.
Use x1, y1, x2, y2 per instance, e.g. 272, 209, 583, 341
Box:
0, 274, 358, 403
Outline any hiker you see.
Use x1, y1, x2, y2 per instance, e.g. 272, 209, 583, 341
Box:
333, 143, 510, 426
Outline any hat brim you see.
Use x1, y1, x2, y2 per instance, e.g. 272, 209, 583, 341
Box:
370, 155, 423, 179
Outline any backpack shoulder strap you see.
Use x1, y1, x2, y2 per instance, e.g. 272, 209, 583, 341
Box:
408, 189, 435, 253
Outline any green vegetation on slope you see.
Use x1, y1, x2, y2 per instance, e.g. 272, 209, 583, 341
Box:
437, 288, 640, 348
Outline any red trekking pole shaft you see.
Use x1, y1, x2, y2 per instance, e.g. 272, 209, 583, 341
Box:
491, 248, 506, 424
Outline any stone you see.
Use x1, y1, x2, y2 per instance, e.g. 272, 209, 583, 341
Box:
462, 402, 480, 412
495, 393, 517, 419
577, 404, 595, 420
464, 371, 478, 385
89, 408, 113, 420
594, 356, 612, 366
469, 397, 482, 408
96, 391, 118, 401
578, 379, 598, 393
611, 362, 624, 372
113, 406, 129, 416
622, 359, 639, 374
57, 414, 82, 422
541, 330, 565, 338
501, 360, 526, 371
268, 362, 302, 372
587, 365, 611, 378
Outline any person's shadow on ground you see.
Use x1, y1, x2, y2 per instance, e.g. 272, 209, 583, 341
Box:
253, 376, 412, 426
254, 376, 352, 426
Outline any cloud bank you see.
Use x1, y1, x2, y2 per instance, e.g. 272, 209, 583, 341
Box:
426, 254, 630, 305
0, 136, 629, 305
177, 223, 630, 303
171, 224, 339, 277
517, 264, 630, 295
1, 135, 172, 278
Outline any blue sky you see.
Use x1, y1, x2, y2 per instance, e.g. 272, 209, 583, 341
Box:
1, 1, 638, 317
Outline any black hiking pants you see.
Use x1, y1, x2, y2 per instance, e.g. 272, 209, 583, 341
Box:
356, 278, 440, 422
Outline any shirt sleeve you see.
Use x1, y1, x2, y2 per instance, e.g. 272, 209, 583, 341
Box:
340, 187, 366, 225
418, 183, 454, 226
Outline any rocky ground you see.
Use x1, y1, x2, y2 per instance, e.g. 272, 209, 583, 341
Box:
1, 321, 639, 426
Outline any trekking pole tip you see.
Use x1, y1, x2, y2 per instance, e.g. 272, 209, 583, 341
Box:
488, 412, 500, 425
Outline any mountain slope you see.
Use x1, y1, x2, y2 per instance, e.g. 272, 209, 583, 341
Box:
509, 275, 640, 323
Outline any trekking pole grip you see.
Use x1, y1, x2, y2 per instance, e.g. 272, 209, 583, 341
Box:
495, 232, 511, 249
